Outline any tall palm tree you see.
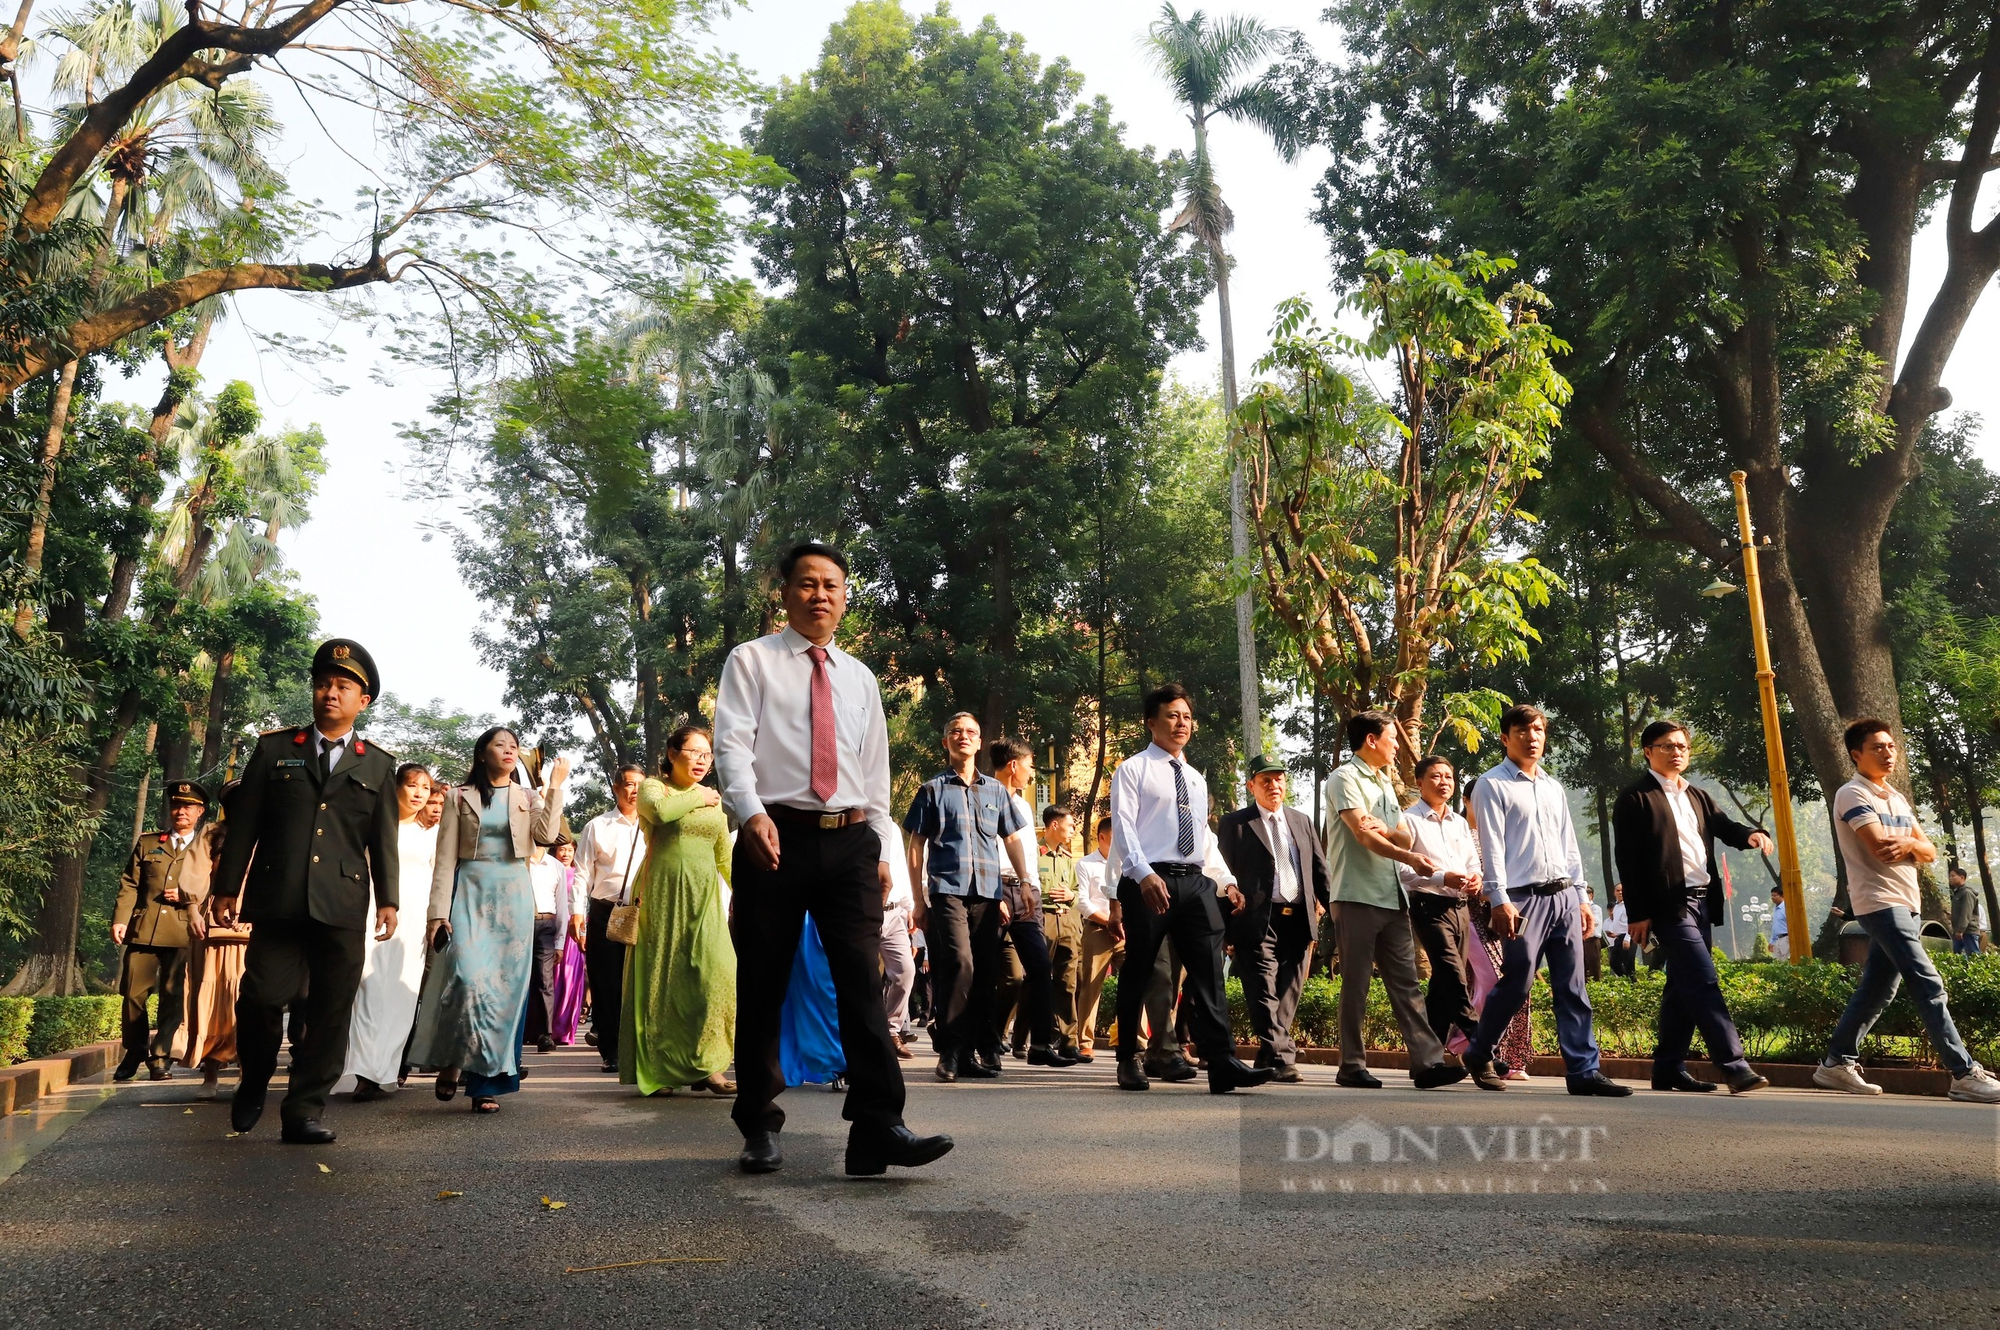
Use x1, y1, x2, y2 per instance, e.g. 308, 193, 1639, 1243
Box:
1144, 4, 1290, 763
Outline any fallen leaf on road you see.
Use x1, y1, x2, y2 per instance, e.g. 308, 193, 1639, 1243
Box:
539, 1196, 567, 1209
563, 1258, 726, 1273
437, 1191, 464, 1200
183, 1108, 194, 1115
224, 1132, 241, 1139
318, 1163, 333, 1174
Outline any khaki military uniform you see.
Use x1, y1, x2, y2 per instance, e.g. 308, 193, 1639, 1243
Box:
1039, 846, 1085, 1053
115, 827, 212, 1062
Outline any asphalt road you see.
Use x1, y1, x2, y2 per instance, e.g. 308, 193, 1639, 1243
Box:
0, 1045, 1993, 1329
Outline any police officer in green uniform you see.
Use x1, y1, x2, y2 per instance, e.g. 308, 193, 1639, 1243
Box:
211, 639, 400, 1144
1037, 806, 1086, 1058
113, 780, 213, 1081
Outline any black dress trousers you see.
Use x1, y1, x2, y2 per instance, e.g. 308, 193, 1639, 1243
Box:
731, 820, 905, 1140
584, 898, 626, 1060
236, 918, 367, 1125
1114, 867, 1233, 1064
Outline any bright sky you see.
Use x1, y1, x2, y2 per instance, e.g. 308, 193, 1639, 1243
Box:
95, 0, 2000, 730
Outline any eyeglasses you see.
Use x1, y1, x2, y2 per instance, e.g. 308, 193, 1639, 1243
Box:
1648, 742, 1690, 753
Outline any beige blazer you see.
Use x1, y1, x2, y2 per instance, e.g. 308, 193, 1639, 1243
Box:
428, 781, 562, 921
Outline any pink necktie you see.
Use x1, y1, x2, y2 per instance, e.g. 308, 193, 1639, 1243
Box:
807, 645, 839, 803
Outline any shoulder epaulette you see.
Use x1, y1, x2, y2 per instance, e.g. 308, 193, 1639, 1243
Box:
260, 726, 300, 739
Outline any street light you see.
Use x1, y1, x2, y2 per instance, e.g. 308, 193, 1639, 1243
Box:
1707, 472, 1810, 964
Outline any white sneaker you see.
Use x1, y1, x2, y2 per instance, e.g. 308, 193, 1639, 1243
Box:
1813, 1061, 1884, 1095
1949, 1065, 2000, 1103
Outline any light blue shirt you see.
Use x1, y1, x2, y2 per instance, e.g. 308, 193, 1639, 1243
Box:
1467, 757, 1587, 906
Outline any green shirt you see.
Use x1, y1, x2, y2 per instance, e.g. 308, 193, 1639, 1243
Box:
1326, 754, 1406, 909
1038, 847, 1078, 914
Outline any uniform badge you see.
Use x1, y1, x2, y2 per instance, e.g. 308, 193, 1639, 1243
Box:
158, 834, 169, 844
353, 739, 366, 755
294, 731, 307, 745
332, 645, 351, 661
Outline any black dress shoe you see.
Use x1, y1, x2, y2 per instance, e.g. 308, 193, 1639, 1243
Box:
933, 1052, 959, 1083
1208, 1057, 1278, 1094
599, 1060, 619, 1074
1651, 1068, 1717, 1092
1411, 1063, 1470, 1090
146, 1058, 173, 1081
1465, 1055, 1508, 1092
739, 1129, 783, 1174
113, 1053, 143, 1083
1335, 1066, 1385, 1089
1074, 1050, 1095, 1063
1026, 1047, 1078, 1068
1567, 1072, 1635, 1097
281, 1119, 337, 1145
845, 1124, 955, 1176
1152, 1057, 1199, 1083
231, 1083, 268, 1132
974, 1050, 1003, 1075
536, 1036, 555, 1054
1116, 1059, 1150, 1091
956, 1055, 998, 1080
1272, 1064, 1304, 1084
1727, 1069, 1771, 1095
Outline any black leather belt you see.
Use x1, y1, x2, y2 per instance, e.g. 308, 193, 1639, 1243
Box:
1274, 904, 1300, 917
1153, 862, 1205, 875
1521, 879, 1573, 897
768, 804, 868, 830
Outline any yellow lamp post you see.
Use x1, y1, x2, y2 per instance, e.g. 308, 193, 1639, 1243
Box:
1712, 471, 1810, 963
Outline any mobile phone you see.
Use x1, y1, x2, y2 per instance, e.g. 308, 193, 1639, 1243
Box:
432, 923, 453, 952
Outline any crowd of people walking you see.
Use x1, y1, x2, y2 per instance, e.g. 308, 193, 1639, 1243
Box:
106, 542, 2000, 1171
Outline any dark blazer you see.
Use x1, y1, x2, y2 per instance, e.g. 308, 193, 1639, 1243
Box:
212, 726, 400, 929
1216, 803, 1331, 947
1611, 771, 1762, 927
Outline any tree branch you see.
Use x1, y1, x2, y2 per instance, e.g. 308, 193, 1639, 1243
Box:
1575, 406, 1730, 563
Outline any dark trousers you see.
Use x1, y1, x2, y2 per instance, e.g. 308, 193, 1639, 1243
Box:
1609, 935, 1636, 977
1006, 920, 1057, 1050
1114, 869, 1232, 1064
118, 944, 187, 1060
1469, 889, 1600, 1080
585, 898, 626, 1062
1238, 909, 1312, 1067
926, 892, 1004, 1059
1654, 898, 1750, 1076
994, 925, 1026, 1052
731, 822, 904, 1139
236, 918, 366, 1125
1407, 894, 1480, 1046
524, 913, 562, 1043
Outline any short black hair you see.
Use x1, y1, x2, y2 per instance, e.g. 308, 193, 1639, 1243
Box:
1843, 716, 1893, 757
1640, 719, 1689, 749
779, 541, 848, 582
394, 762, 432, 789
1346, 709, 1395, 752
1771, 883, 1784, 899
988, 737, 1032, 769
1413, 753, 1453, 781
1500, 703, 1547, 735
614, 763, 646, 781
1949, 864, 1968, 880
1042, 804, 1072, 827
1143, 682, 1192, 721
1095, 815, 1112, 836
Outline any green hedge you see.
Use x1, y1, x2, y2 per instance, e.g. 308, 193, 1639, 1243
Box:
1092, 955, 2000, 1068
19, 995, 123, 1061
0, 997, 31, 1064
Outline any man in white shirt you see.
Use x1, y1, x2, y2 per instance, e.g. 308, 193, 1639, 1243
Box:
715, 542, 954, 1175
1605, 883, 1634, 976
575, 764, 646, 1072
1108, 683, 1274, 1095
1072, 816, 1122, 1062
880, 832, 918, 1055
523, 835, 581, 1054
1398, 754, 1483, 1052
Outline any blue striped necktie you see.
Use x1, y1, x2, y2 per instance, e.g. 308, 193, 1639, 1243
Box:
1171, 760, 1195, 857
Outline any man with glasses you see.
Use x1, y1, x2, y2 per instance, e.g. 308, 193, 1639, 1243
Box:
1611, 720, 1770, 1094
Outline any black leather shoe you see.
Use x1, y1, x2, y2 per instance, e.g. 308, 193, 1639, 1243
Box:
1272, 1064, 1304, 1084
1152, 1057, 1199, 1083
1026, 1047, 1078, 1068
599, 1060, 619, 1074
1466, 1055, 1508, 1092
145, 1058, 172, 1081
281, 1119, 336, 1145
231, 1083, 268, 1132
1074, 1050, 1095, 1063
1335, 1066, 1384, 1089
1116, 1059, 1150, 1091
1411, 1063, 1470, 1090
1651, 1068, 1717, 1092
933, 1052, 959, 1083
845, 1124, 955, 1176
1727, 1069, 1771, 1095
956, 1055, 998, 1080
1208, 1057, 1278, 1094
974, 1050, 1003, 1075
536, 1036, 555, 1054
1567, 1072, 1634, 1097
739, 1129, 783, 1174
113, 1053, 143, 1083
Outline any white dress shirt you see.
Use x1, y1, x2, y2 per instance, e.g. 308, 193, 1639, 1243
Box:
1398, 800, 1480, 898
1075, 851, 1112, 921
1468, 756, 1587, 906
169, 831, 194, 852
1651, 769, 1712, 888
714, 626, 896, 865
1108, 743, 1235, 887
576, 808, 644, 903
1261, 805, 1302, 903
314, 728, 350, 773
529, 856, 566, 915
1606, 901, 1629, 939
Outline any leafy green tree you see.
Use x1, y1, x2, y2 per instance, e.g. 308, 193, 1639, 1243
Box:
1265, 0, 2000, 828
1234, 252, 1565, 785
749, 1, 1206, 751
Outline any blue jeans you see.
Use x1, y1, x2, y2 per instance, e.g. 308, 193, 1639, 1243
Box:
1953, 932, 1982, 956
1824, 906, 1975, 1077
1469, 888, 1600, 1079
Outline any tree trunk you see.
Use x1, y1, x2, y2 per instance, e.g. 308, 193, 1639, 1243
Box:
4, 686, 143, 995
1216, 251, 1260, 768
200, 647, 235, 776
12, 359, 81, 639
1968, 786, 1998, 950
130, 721, 159, 851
